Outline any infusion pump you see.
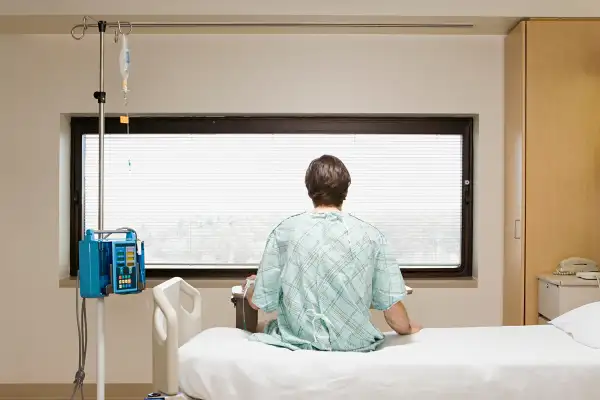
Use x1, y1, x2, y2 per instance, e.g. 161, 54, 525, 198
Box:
78, 228, 146, 298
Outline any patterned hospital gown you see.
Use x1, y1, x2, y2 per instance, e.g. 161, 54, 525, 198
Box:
250, 210, 407, 352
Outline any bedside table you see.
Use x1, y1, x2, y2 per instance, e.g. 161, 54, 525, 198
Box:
537, 274, 600, 324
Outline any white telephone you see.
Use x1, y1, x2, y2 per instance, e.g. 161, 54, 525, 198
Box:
554, 257, 600, 279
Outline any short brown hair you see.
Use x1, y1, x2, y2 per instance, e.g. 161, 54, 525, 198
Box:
305, 155, 351, 208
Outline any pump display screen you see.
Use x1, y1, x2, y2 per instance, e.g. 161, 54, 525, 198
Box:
114, 243, 138, 292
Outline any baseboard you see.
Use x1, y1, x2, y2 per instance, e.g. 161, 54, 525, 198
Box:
0, 383, 153, 400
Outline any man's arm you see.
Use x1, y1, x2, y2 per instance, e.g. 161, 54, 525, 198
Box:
383, 301, 420, 335
249, 230, 282, 314
241, 275, 259, 310
245, 283, 259, 311
372, 233, 421, 335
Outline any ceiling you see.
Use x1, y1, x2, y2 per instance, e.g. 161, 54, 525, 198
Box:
0, 0, 599, 35
2, 0, 600, 17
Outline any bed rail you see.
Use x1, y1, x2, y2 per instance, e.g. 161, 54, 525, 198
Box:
152, 277, 202, 396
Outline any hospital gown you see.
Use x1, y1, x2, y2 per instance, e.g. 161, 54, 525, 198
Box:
250, 210, 407, 352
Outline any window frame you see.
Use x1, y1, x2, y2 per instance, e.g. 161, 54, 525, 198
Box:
70, 116, 474, 279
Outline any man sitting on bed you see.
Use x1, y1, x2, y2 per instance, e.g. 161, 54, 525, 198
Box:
242, 154, 421, 352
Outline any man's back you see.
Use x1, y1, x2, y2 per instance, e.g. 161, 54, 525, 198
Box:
250, 210, 407, 352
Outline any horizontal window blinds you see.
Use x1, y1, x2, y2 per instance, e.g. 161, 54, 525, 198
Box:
83, 133, 463, 268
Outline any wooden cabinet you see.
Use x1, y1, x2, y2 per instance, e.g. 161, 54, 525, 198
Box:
503, 20, 600, 326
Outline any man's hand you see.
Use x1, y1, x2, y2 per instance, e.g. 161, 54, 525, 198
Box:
242, 274, 259, 310
242, 274, 256, 290
383, 301, 422, 335
409, 322, 423, 334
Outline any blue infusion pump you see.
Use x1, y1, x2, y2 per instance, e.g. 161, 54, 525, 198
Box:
78, 229, 146, 298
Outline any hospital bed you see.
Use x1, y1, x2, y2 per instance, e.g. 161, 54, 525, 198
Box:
152, 277, 600, 400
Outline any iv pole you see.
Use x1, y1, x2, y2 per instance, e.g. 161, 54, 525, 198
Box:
70, 18, 109, 400
95, 20, 106, 400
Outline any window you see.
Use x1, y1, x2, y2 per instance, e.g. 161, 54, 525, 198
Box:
71, 116, 473, 278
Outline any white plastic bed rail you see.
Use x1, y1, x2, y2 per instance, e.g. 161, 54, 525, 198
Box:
152, 277, 202, 396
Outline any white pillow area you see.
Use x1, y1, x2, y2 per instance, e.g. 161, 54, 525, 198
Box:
550, 301, 600, 349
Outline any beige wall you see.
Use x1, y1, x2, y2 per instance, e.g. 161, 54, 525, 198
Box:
0, 33, 503, 383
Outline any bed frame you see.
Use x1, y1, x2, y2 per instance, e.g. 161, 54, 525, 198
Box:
152, 278, 257, 397
152, 277, 203, 396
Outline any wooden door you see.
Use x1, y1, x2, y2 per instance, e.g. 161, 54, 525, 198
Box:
503, 21, 526, 326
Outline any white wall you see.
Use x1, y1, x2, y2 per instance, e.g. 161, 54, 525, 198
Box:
0, 33, 503, 383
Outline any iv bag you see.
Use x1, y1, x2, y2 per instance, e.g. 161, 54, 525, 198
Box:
119, 34, 130, 94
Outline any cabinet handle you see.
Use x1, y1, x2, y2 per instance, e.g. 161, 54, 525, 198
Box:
514, 219, 521, 239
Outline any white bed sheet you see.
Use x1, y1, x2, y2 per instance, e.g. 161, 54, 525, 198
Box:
178, 325, 600, 400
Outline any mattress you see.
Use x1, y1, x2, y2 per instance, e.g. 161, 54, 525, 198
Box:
178, 325, 600, 400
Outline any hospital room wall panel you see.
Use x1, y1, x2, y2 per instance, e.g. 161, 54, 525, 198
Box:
503, 19, 600, 326
503, 21, 526, 326
525, 20, 600, 325
0, 33, 503, 383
